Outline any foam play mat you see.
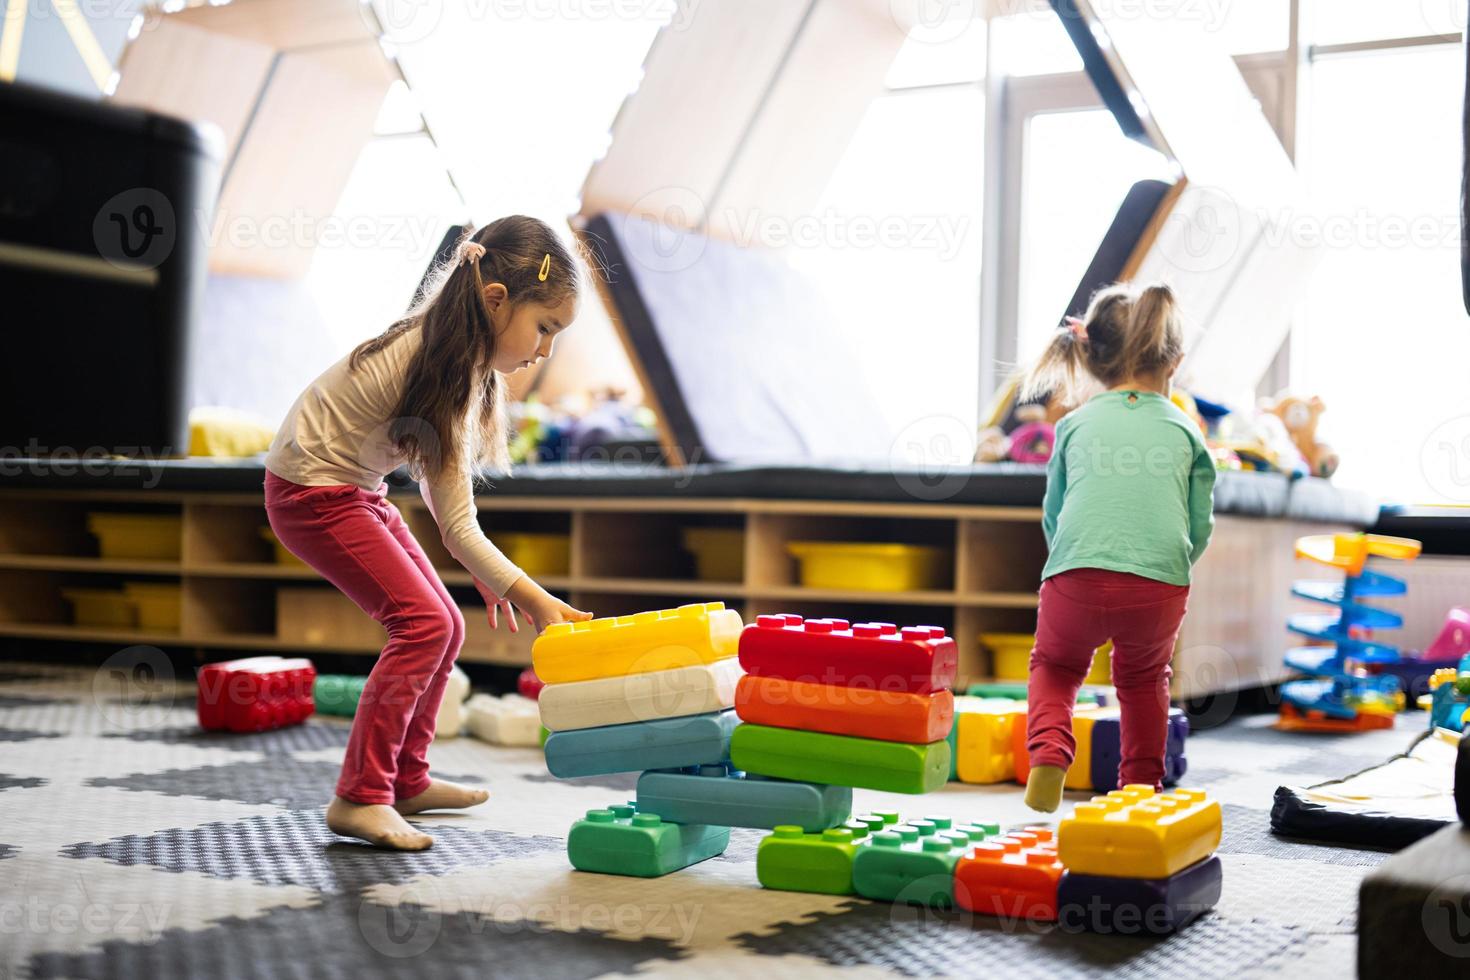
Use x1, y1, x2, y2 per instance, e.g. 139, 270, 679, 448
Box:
0, 662, 1423, 978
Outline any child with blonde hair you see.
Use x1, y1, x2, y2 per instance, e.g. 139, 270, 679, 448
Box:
1020, 282, 1215, 812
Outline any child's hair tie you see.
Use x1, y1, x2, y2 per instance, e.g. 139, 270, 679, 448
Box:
460, 241, 486, 266
1064, 316, 1088, 341
538, 253, 551, 282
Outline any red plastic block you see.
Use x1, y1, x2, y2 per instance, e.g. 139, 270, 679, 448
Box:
953, 831, 1064, 922
517, 667, 545, 700
197, 656, 315, 733
739, 615, 958, 695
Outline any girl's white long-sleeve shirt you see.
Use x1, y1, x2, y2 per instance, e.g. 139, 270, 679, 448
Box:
264, 328, 524, 598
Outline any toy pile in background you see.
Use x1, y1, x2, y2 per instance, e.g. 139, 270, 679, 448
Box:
508, 390, 660, 465
1277, 533, 1421, 732
974, 376, 1340, 478
1424, 650, 1470, 732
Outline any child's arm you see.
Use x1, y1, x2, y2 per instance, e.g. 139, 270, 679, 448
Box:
1187, 442, 1216, 565
1041, 419, 1068, 548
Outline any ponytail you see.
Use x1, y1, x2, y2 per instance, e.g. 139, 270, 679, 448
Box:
1022, 282, 1185, 406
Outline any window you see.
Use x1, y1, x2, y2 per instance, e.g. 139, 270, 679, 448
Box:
1295, 45, 1467, 503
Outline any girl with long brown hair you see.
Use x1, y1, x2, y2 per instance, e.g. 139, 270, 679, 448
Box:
265, 215, 591, 850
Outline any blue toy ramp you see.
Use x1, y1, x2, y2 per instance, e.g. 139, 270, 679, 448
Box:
1284, 645, 1343, 677
1285, 616, 1401, 662
1280, 679, 1367, 720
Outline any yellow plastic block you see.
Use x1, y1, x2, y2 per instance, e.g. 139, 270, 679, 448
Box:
532, 602, 743, 684
1058, 786, 1222, 879
983, 633, 1110, 685
954, 701, 1023, 784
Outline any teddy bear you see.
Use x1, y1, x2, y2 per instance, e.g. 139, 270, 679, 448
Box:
1265, 393, 1339, 479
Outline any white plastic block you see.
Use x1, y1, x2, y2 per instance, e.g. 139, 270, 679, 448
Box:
434, 666, 471, 740
538, 656, 743, 732
466, 693, 543, 747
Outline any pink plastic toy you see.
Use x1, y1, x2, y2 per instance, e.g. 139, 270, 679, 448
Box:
1425, 608, 1470, 661
1008, 422, 1055, 464
517, 667, 545, 700
197, 656, 315, 733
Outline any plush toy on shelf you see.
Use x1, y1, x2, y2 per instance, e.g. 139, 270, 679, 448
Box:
1264, 393, 1339, 479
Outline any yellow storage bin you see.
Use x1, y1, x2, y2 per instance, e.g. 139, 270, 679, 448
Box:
61, 588, 137, 628
260, 527, 308, 568
87, 513, 182, 561
786, 541, 947, 592
123, 583, 183, 632
681, 527, 745, 582
496, 532, 571, 577
983, 632, 1111, 684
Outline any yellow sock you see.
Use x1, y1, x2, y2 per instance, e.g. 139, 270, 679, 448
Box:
1024, 765, 1066, 813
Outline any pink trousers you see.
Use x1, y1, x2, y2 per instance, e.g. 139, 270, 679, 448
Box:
1026, 567, 1189, 790
264, 471, 464, 805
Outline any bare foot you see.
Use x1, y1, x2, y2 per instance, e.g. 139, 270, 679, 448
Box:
326, 796, 433, 850
393, 779, 490, 816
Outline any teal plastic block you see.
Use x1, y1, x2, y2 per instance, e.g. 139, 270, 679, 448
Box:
636, 764, 851, 832
566, 802, 730, 877
731, 723, 950, 794
852, 815, 998, 907
544, 710, 739, 778
757, 824, 873, 895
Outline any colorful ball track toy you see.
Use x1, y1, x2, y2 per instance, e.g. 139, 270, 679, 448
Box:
1278, 533, 1421, 733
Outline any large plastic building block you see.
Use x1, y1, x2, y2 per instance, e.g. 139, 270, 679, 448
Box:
635, 764, 851, 832
544, 710, 739, 778
756, 823, 873, 894
1011, 705, 1110, 790
965, 683, 1104, 706
733, 674, 954, 744
531, 602, 742, 684
465, 693, 542, 746
851, 817, 998, 907
1088, 708, 1188, 793
953, 830, 1064, 921
731, 723, 950, 794
197, 657, 315, 733
313, 674, 367, 717
1058, 786, 1221, 878
567, 802, 729, 877
1057, 854, 1222, 934
739, 615, 957, 694
954, 700, 1025, 784
539, 657, 743, 732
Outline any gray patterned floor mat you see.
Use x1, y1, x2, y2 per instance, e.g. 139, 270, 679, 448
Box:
0, 660, 1425, 978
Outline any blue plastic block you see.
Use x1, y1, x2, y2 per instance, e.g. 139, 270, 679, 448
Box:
636, 764, 852, 832
1088, 708, 1187, 793
1057, 854, 1222, 934
544, 710, 739, 778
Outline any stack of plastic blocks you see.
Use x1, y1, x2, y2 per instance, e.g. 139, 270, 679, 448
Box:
1010, 705, 1189, 794
197, 656, 315, 733
534, 602, 745, 876
731, 615, 956, 794
465, 693, 542, 746
1054, 785, 1223, 934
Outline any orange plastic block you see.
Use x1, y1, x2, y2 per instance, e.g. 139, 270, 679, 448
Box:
531, 602, 742, 684
1276, 702, 1395, 733
733, 674, 954, 744
953, 829, 1064, 922
953, 700, 1024, 784
1057, 786, 1221, 879
1011, 704, 1113, 790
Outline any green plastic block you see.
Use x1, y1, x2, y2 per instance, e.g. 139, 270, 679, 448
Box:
852, 815, 998, 907
757, 824, 873, 895
964, 682, 1099, 705
313, 675, 367, 717
567, 803, 729, 877
731, 724, 951, 794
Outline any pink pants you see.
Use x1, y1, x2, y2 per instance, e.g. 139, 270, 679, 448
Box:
264, 471, 464, 805
1026, 567, 1189, 790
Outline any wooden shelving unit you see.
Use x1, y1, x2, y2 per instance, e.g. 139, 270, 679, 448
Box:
0, 486, 1358, 694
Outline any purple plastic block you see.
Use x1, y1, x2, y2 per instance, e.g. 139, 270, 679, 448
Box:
1089, 708, 1188, 793
1057, 855, 1221, 935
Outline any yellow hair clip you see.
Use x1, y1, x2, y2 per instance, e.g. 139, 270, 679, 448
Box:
538, 253, 551, 282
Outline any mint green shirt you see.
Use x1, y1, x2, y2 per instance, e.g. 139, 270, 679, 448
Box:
1041, 390, 1216, 587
